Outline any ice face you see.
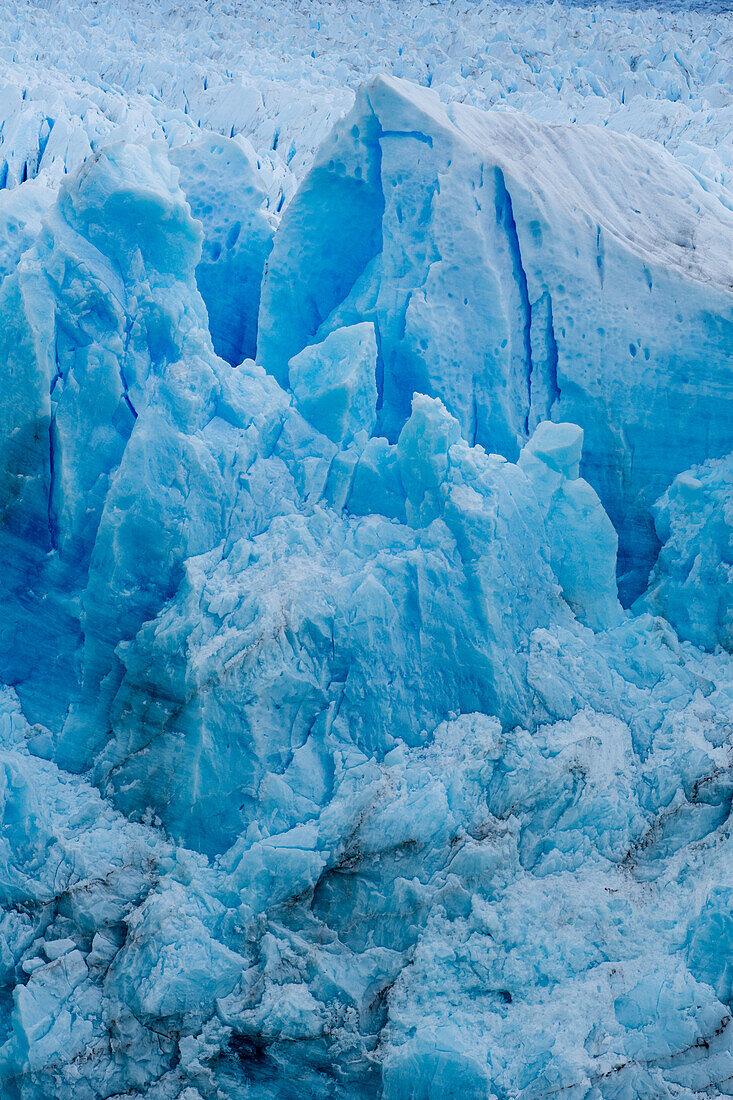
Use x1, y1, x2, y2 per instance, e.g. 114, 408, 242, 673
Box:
0, 140, 214, 737
640, 457, 733, 652
259, 74, 733, 603
1, 4, 733, 1099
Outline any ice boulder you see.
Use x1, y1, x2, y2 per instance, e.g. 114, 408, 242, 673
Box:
258, 74, 733, 602
108, 883, 246, 1025
641, 455, 733, 651
289, 322, 378, 444
84, 395, 635, 855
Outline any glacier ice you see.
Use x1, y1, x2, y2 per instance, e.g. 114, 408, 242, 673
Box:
289, 322, 378, 444
641, 457, 733, 653
258, 74, 733, 602
0, 3, 733, 1099
170, 133, 275, 368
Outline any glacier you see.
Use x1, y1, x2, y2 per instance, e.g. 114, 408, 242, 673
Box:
258, 74, 733, 601
0, 2, 733, 1099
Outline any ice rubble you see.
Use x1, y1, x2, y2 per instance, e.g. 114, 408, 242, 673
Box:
0, 4, 733, 1099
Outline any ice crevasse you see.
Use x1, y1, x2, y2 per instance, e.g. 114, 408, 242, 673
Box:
0, 73, 733, 1100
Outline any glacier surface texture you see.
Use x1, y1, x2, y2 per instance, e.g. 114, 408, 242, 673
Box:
1, 1, 733, 1098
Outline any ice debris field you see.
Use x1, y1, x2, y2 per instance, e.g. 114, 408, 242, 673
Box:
1, 0, 733, 1097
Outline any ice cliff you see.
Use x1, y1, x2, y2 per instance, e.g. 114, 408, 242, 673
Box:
1, 11, 733, 1100
259, 76, 733, 602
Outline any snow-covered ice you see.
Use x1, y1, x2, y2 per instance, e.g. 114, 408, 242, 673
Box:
0, 2, 732, 1099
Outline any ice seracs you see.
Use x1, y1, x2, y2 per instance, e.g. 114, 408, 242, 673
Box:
259, 73, 733, 602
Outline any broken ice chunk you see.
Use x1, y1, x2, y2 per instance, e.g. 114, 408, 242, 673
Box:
521, 419, 583, 480
288, 322, 378, 445
520, 421, 622, 631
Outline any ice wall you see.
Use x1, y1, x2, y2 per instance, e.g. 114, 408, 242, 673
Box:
259, 75, 733, 602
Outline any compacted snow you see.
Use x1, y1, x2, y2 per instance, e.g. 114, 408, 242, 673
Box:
1, 2, 733, 1099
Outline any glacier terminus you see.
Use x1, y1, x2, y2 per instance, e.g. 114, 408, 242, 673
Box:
1, 1, 733, 1098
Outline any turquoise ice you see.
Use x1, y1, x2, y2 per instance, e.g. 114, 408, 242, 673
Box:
0, 24, 732, 1100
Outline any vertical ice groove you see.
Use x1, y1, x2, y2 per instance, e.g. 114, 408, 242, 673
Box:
528, 289, 561, 432
373, 314, 385, 411
596, 225, 605, 287
47, 415, 60, 552
493, 166, 532, 438
119, 369, 138, 419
